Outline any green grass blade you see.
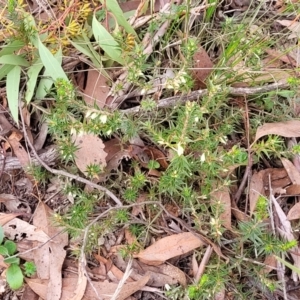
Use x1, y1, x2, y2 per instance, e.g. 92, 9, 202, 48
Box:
99, 0, 136, 35
275, 255, 300, 275
0, 64, 14, 81
35, 48, 63, 99
6, 65, 21, 123
92, 14, 125, 65
37, 39, 68, 81
25, 58, 43, 103
0, 40, 24, 56
0, 54, 29, 67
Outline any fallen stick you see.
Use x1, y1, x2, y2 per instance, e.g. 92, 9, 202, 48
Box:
121, 81, 289, 114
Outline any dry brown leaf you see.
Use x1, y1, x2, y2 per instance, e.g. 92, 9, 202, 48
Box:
265, 48, 297, 67
69, 255, 87, 300
287, 202, 300, 221
249, 171, 265, 216
25, 278, 49, 300
214, 287, 225, 300
34, 122, 48, 151
260, 255, 277, 275
0, 213, 20, 226
253, 120, 300, 144
231, 200, 250, 222
94, 254, 134, 282
192, 46, 213, 89
20, 284, 39, 300
32, 202, 68, 300
143, 146, 169, 170
211, 187, 231, 230
111, 253, 186, 287
72, 132, 107, 176
134, 232, 205, 266
281, 158, 300, 185
0, 114, 13, 136
125, 228, 138, 245
4, 130, 22, 150
2, 217, 50, 243
0, 193, 30, 213
286, 184, 300, 195
157, 264, 186, 286
271, 194, 300, 280
83, 69, 110, 108
262, 168, 291, 193
105, 139, 131, 167
8, 138, 30, 169
131, 193, 147, 216
27, 275, 150, 300
252, 70, 291, 83
276, 20, 300, 39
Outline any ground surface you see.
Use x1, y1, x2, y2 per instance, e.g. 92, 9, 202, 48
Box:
1, 0, 300, 299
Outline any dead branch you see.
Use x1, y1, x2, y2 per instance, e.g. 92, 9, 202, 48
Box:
121, 81, 290, 114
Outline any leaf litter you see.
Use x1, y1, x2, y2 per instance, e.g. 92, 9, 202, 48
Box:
1, 0, 300, 299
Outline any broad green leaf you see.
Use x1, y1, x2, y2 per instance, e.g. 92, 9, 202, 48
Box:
25, 58, 43, 103
35, 49, 63, 99
6, 264, 23, 290
0, 55, 29, 67
92, 14, 125, 65
69, 39, 96, 60
4, 240, 17, 256
0, 245, 9, 256
7, 65, 21, 123
0, 226, 4, 245
0, 64, 15, 81
37, 39, 68, 81
4, 257, 20, 264
0, 40, 24, 56
99, 0, 136, 35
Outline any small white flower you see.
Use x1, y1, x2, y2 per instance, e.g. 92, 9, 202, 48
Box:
90, 112, 98, 120
99, 115, 107, 124
200, 152, 205, 162
177, 143, 184, 156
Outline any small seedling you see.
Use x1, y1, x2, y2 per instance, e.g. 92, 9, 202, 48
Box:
0, 226, 36, 290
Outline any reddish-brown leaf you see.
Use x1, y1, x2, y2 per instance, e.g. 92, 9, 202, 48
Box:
134, 232, 205, 266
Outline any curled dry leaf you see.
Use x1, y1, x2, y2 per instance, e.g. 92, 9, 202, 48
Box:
2, 217, 50, 243
286, 184, 300, 196
0, 213, 21, 226
27, 275, 150, 300
0, 193, 30, 213
249, 171, 265, 216
287, 202, 300, 221
94, 254, 134, 282
191, 46, 213, 89
82, 68, 110, 108
111, 252, 187, 287
275, 20, 300, 39
210, 187, 231, 230
265, 48, 297, 67
260, 255, 277, 275
281, 158, 300, 185
72, 132, 107, 176
32, 202, 68, 300
271, 194, 300, 279
134, 232, 205, 266
8, 137, 30, 169
252, 120, 300, 144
